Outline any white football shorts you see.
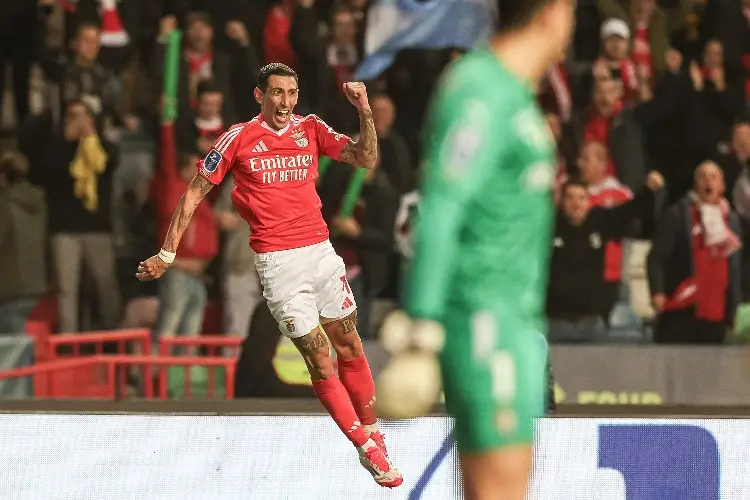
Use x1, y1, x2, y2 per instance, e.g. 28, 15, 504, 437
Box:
254, 240, 357, 339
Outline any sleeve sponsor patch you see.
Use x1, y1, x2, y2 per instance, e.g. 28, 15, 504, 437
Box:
202, 149, 222, 174
441, 125, 482, 180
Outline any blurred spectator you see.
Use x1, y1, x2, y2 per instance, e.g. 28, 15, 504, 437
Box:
176, 79, 227, 156
0, 1, 37, 129
149, 122, 218, 349
263, 0, 298, 69
214, 178, 261, 339
547, 173, 663, 342
683, 40, 745, 164
719, 118, 750, 207
153, 12, 256, 125
580, 141, 637, 326
595, 0, 690, 81
702, 0, 750, 101
37, 22, 119, 131
731, 120, 750, 301
63, 0, 143, 75
291, 1, 360, 131
0, 152, 47, 334
648, 161, 741, 344
22, 100, 121, 333
371, 94, 414, 194
574, 77, 648, 190
320, 155, 399, 338
593, 19, 642, 104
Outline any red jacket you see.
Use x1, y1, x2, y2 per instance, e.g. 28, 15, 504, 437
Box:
150, 124, 218, 261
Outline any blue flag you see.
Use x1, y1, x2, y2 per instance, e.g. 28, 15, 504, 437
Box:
354, 0, 495, 81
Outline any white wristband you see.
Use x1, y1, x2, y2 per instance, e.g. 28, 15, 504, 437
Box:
158, 249, 176, 264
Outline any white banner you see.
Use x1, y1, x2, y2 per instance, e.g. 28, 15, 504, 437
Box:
0, 415, 742, 499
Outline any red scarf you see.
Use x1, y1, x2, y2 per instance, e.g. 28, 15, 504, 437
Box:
632, 24, 653, 80
617, 59, 638, 103
185, 50, 213, 108
583, 104, 621, 177
195, 117, 224, 139
663, 197, 740, 322
588, 177, 633, 282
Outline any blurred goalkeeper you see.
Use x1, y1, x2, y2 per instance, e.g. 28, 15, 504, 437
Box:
377, 0, 576, 499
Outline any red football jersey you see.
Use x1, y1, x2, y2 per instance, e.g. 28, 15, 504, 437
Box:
197, 114, 350, 252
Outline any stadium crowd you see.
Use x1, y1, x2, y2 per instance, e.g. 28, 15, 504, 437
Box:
1, 0, 750, 359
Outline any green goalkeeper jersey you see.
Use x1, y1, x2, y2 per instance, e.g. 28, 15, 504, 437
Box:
406, 50, 557, 325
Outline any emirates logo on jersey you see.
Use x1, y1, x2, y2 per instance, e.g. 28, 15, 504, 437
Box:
291, 129, 309, 148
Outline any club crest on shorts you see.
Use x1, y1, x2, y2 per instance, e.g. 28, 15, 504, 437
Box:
282, 317, 296, 334
203, 149, 222, 173
291, 129, 309, 148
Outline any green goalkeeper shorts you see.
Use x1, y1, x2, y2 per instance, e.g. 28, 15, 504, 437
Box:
440, 302, 548, 452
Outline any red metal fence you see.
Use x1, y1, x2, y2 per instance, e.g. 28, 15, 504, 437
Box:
0, 330, 242, 400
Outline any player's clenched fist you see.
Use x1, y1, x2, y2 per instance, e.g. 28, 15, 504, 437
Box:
342, 81, 370, 111
135, 254, 169, 281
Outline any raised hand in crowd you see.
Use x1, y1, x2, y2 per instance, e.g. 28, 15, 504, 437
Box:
708, 66, 726, 91
645, 170, 665, 192
159, 15, 178, 40
225, 21, 250, 47
689, 61, 704, 91
665, 49, 683, 74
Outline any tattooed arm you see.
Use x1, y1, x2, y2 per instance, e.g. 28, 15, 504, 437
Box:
339, 108, 378, 169
136, 174, 214, 281
162, 174, 214, 252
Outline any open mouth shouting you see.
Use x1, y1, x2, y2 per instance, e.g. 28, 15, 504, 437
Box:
274, 108, 290, 125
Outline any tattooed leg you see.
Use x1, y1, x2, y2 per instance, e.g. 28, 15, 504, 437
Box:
322, 312, 377, 427
291, 327, 334, 380
321, 312, 363, 361
295, 324, 370, 446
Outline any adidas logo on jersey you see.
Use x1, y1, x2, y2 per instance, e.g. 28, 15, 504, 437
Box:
252, 140, 269, 153
341, 297, 354, 310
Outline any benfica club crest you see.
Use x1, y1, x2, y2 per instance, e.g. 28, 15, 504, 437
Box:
283, 317, 296, 334
291, 129, 308, 148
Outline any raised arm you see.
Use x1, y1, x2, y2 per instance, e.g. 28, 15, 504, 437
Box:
136, 175, 214, 280
136, 124, 244, 281
338, 82, 378, 169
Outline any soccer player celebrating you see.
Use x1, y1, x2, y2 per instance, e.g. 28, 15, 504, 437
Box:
376, 1, 576, 499
136, 63, 402, 488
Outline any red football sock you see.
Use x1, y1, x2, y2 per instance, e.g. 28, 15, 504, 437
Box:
312, 376, 369, 447
338, 355, 377, 426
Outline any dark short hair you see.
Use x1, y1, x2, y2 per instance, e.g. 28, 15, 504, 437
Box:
186, 11, 212, 29
76, 22, 100, 36
197, 78, 222, 97
65, 98, 95, 118
331, 2, 355, 21
496, 0, 556, 33
561, 177, 587, 194
256, 63, 298, 92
